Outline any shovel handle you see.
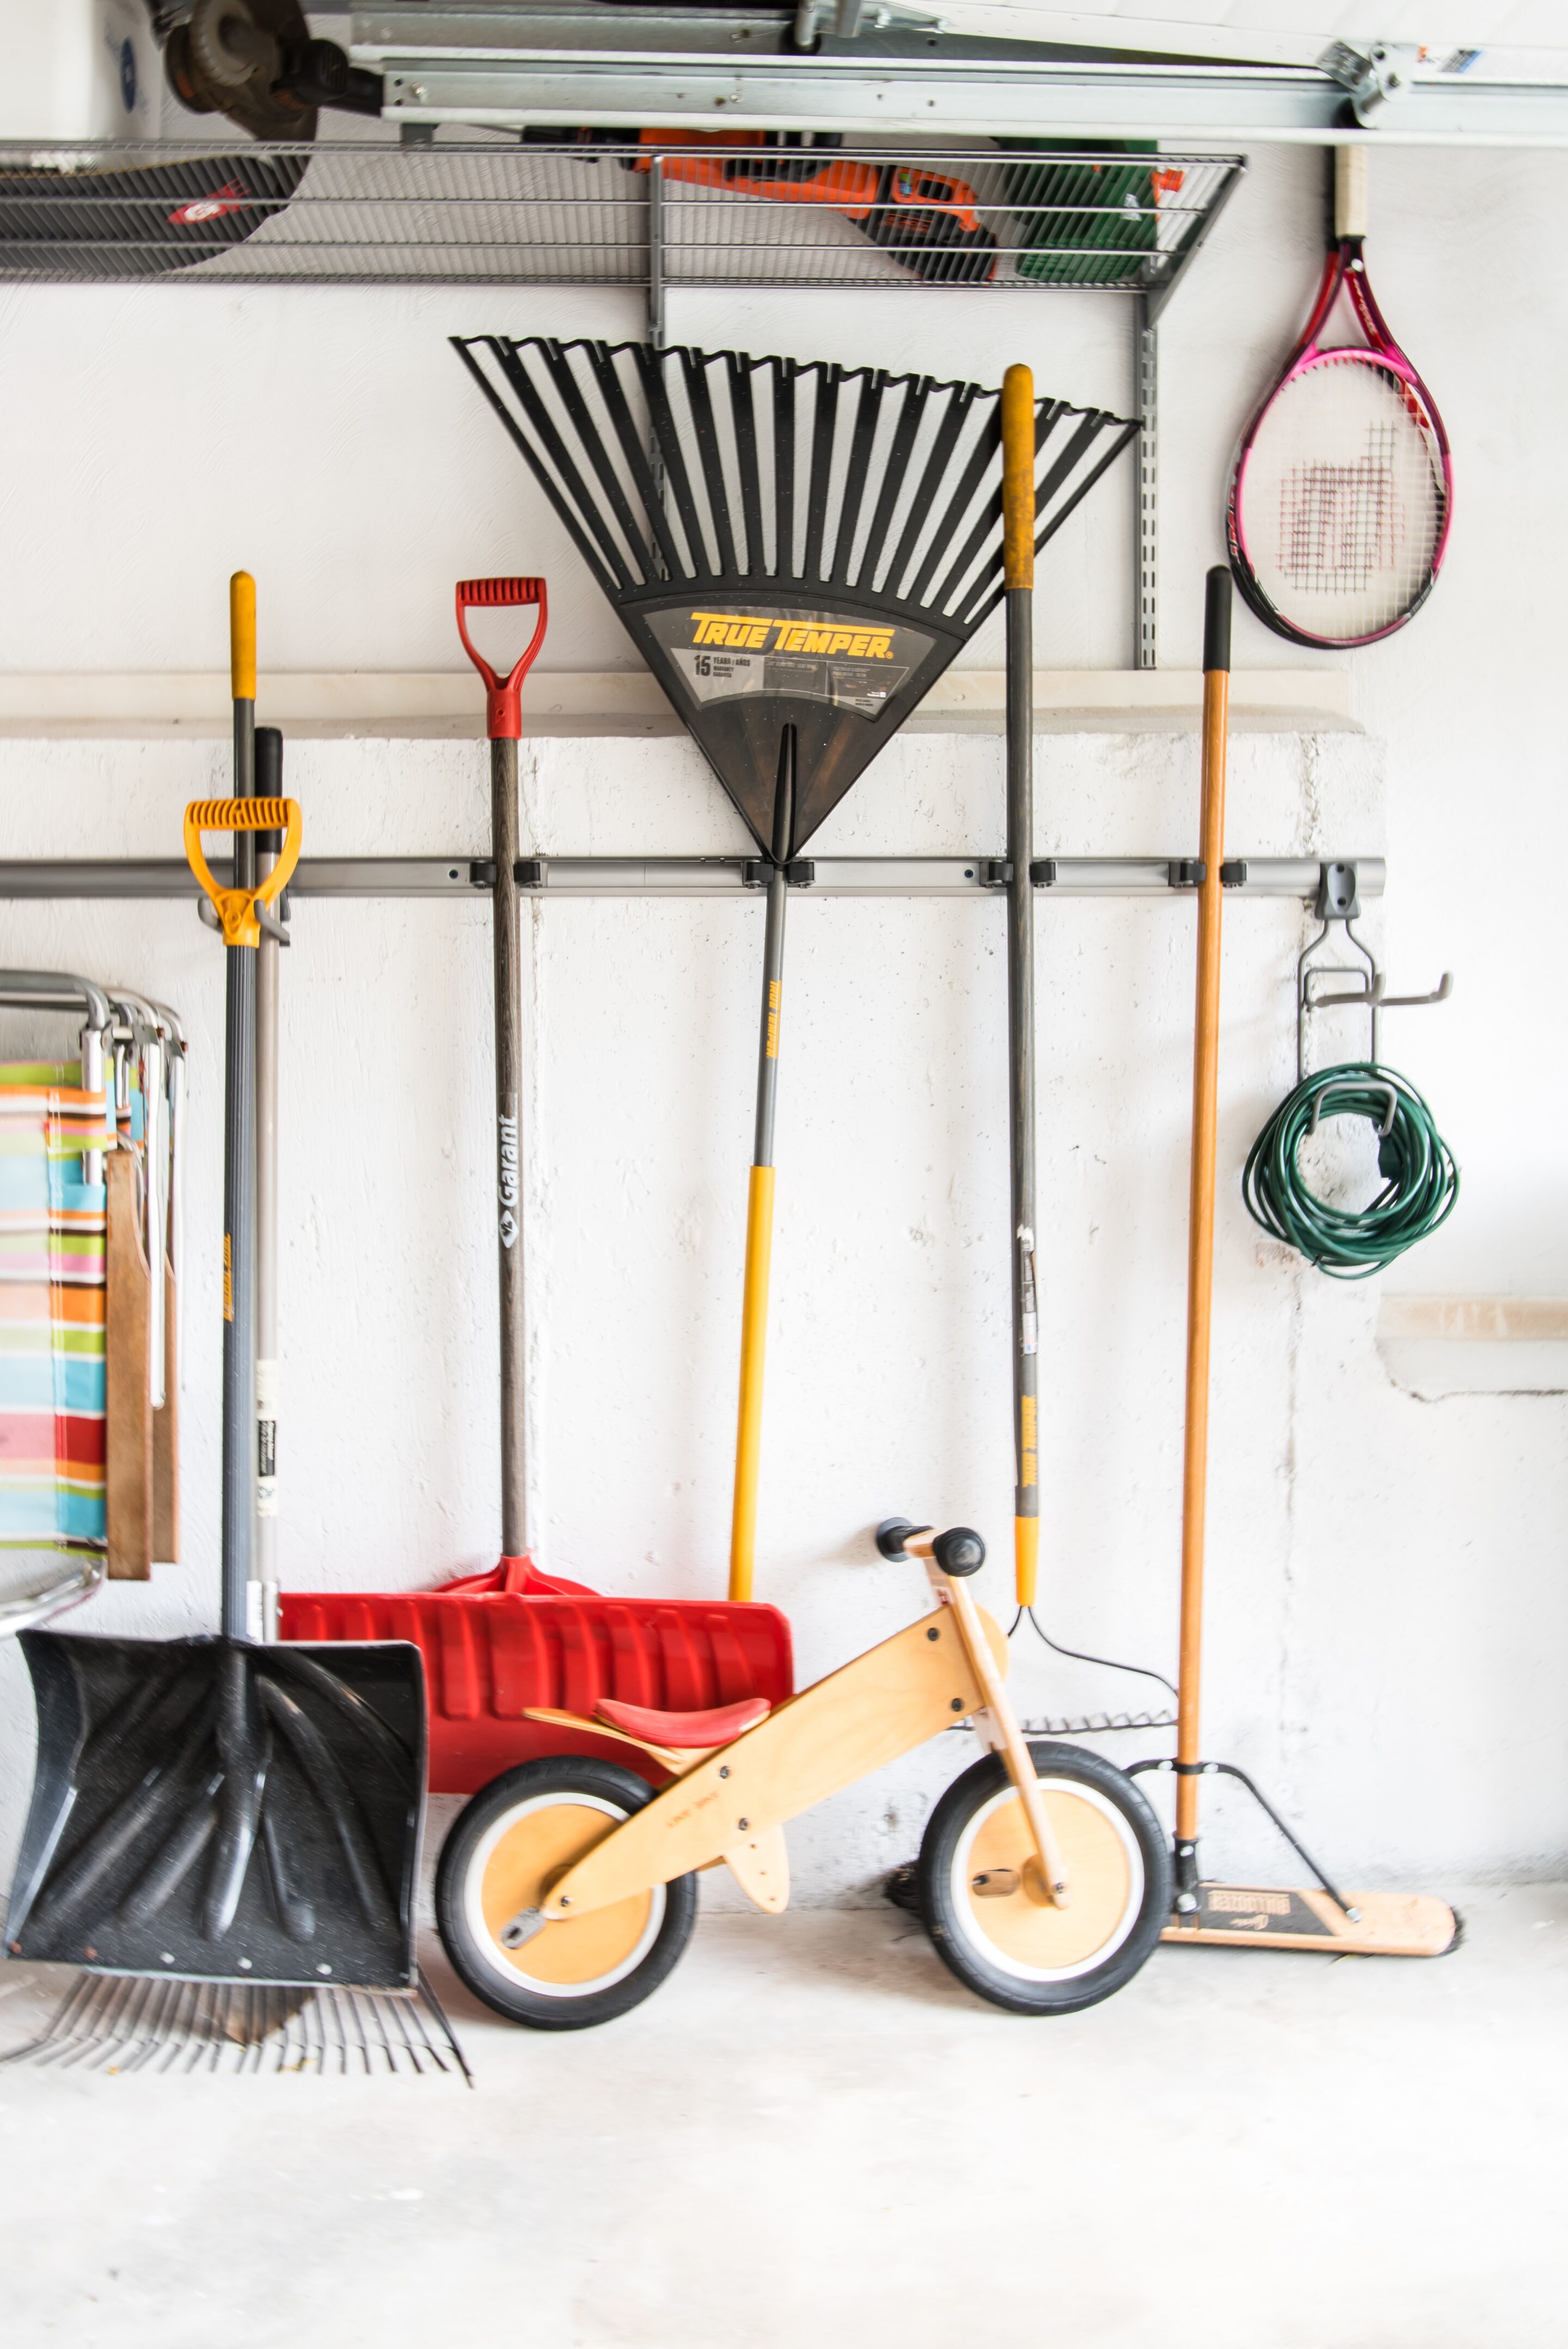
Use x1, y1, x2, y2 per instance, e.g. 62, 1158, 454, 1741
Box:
456, 577, 548, 741
185, 797, 302, 949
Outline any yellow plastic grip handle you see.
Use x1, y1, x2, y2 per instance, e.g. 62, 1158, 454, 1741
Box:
1001, 364, 1036, 595
230, 571, 256, 702
184, 796, 302, 948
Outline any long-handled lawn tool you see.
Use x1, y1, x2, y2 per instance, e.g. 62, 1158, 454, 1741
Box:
454, 334, 1137, 1601
4, 580, 427, 1996
986, 381, 1176, 1743
999, 365, 1040, 1612
454, 576, 547, 1574
281, 573, 795, 1796
1130, 568, 1457, 1959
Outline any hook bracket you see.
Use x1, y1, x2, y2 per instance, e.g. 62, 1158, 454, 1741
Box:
1297, 861, 1451, 1081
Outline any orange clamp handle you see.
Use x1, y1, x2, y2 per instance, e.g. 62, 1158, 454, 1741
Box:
184, 796, 302, 948
455, 577, 548, 741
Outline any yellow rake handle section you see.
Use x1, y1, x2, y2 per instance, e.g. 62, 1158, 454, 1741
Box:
184, 796, 302, 947
1001, 362, 1036, 594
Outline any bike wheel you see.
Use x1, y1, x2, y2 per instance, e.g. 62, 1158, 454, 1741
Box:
436, 1757, 697, 2030
918, 1741, 1170, 2015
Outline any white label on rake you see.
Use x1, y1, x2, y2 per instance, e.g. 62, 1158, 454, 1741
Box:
671, 645, 767, 702
650, 605, 928, 715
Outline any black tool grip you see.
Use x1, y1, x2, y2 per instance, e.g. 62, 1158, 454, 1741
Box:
1204, 566, 1233, 675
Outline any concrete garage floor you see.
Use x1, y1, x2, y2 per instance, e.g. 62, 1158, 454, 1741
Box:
1, 1886, 1564, 2349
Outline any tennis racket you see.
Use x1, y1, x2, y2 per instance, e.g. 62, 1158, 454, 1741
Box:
1227, 148, 1451, 650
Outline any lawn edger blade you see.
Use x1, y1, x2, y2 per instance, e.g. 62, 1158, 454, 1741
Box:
7, 1632, 425, 1989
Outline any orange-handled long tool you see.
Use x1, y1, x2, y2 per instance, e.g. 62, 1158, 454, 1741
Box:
1172, 566, 1232, 1901
1001, 364, 1040, 1607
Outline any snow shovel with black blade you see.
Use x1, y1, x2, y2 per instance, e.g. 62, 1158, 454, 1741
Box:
4, 578, 426, 1993
452, 334, 1137, 1602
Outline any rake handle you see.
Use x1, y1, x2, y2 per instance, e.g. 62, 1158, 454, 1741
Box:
1176, 567, 1233, 1849
729, 730, 795, 1604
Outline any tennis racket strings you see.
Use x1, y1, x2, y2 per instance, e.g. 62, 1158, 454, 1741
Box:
1239, 348, 1445, 641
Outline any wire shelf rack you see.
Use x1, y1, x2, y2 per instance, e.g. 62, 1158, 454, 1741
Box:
0, 138, 1244, 293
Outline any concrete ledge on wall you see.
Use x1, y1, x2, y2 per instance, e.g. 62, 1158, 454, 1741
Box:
1377, 1296, 1568, 1398
0, 668, 1356, 742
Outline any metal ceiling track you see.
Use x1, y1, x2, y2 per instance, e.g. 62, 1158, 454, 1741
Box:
0, 855, 1382, 902
352, 8, 1568, 146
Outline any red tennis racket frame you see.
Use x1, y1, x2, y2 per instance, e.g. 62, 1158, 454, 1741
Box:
1226, 237, 1453, 651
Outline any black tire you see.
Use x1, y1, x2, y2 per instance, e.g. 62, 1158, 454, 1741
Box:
436, 1757, 697, 2030
917, 1741, 1171, 2015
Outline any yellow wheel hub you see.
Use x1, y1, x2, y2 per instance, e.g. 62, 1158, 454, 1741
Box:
481, 1802, 656, 1987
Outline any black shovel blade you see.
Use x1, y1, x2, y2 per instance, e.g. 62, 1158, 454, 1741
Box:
5, 1635, 425, 1991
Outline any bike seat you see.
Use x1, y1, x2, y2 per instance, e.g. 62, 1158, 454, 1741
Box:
596, 1695, 770, 1749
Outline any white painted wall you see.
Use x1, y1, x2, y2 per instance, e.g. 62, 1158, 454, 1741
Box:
1, 140, 1565, 1903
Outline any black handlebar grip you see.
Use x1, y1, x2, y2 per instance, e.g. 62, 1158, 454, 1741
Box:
932, 1527, 985, 1577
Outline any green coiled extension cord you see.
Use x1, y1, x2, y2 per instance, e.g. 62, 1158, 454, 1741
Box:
1242, 1061, 1459, 1280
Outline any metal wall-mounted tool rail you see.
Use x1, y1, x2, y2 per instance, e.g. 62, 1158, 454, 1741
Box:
0, 855, 1385, 903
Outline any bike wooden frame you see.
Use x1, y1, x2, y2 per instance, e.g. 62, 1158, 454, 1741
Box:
510, 1530, 1071, 1941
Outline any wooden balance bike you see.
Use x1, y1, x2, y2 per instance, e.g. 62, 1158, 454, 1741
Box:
435, 1520, 1172, 2027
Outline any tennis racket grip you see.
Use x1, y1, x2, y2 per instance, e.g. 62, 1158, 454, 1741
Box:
1334, 146, 1368, 243
1203, 567, 1232, 675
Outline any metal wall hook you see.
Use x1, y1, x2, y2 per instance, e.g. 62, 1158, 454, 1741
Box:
1376, 972, 1454, 1013
1309, 1078, 1398, 1139
1296, 862, 1453, 1080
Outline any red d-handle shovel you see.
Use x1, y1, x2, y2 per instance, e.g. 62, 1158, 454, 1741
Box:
456, 578, 548, 1572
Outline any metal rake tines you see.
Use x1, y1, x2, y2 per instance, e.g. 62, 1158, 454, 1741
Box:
452, 335, 1136, 627
1016, 1710, 1178, 1736
1, 1967, 470, 2080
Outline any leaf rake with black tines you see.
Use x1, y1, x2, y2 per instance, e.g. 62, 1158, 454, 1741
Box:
455, 333, 1137, 1601
454, 336, 1136, 855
